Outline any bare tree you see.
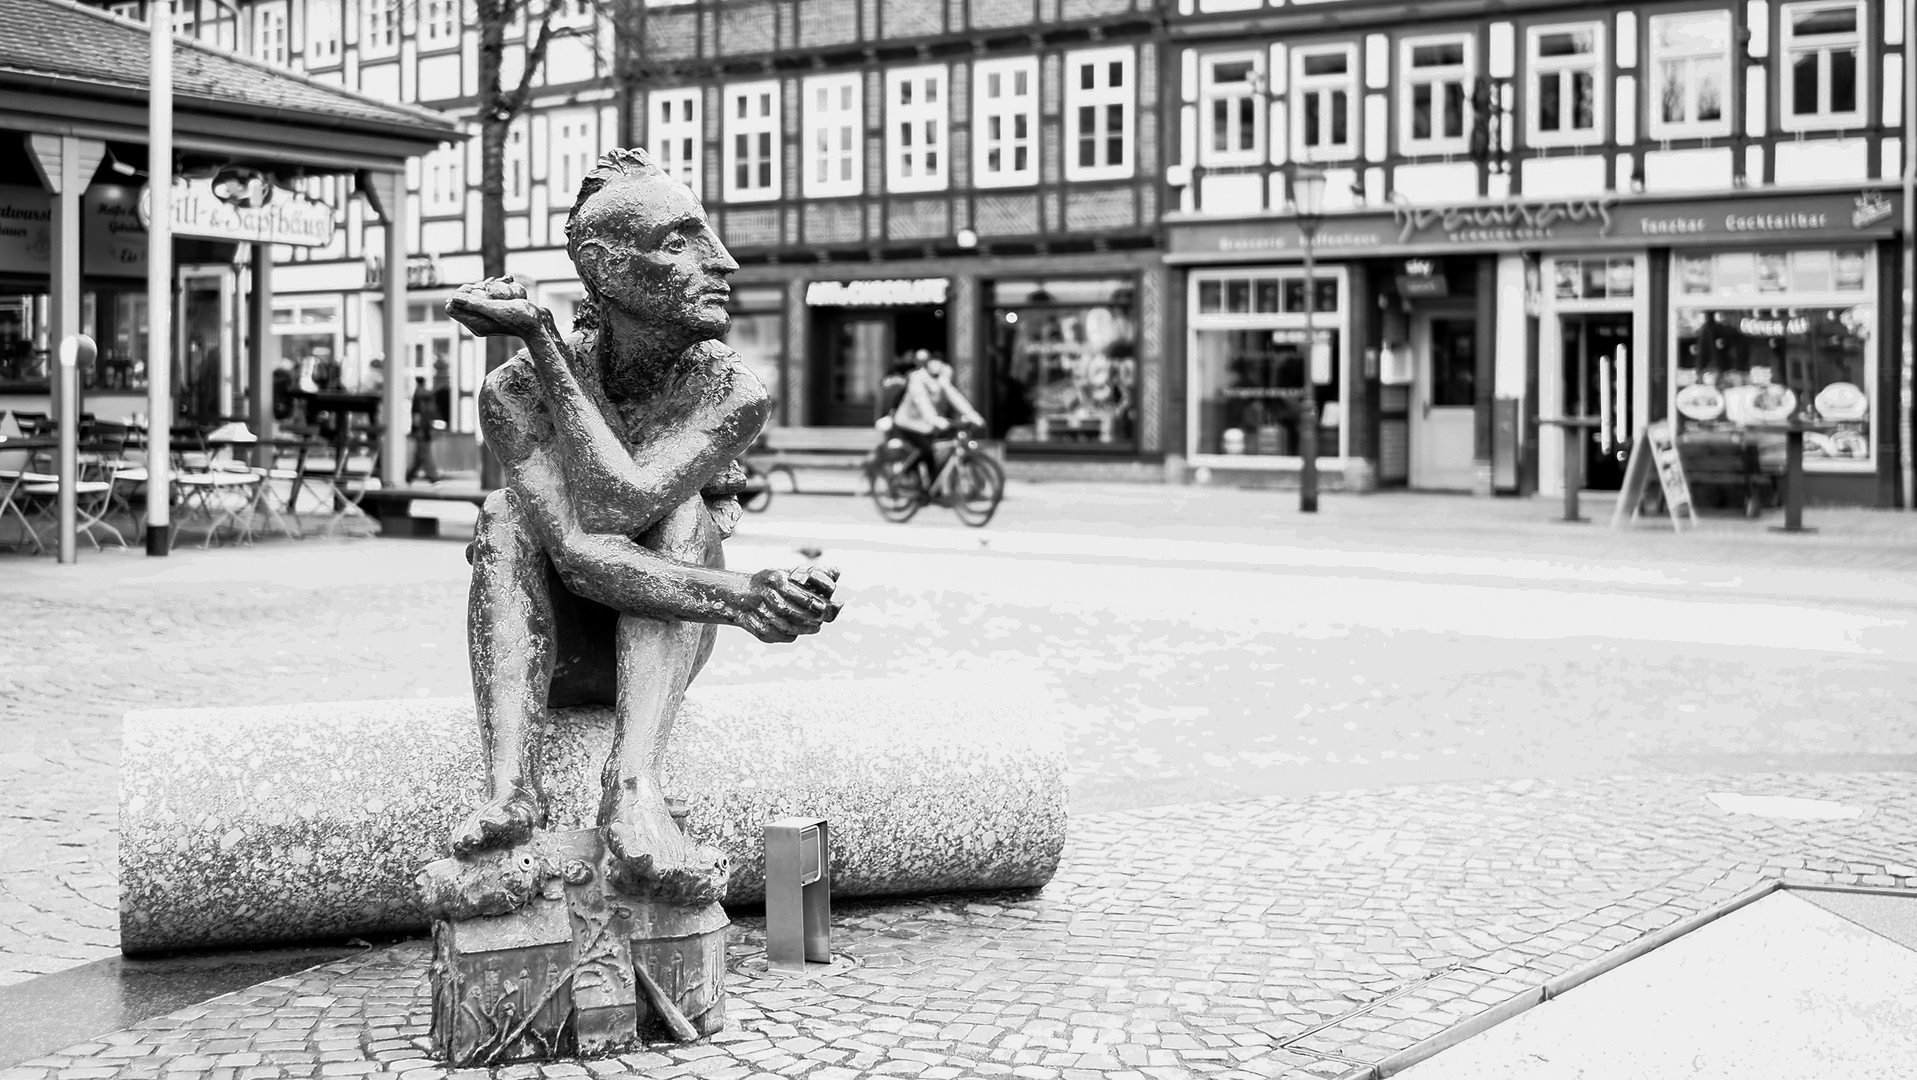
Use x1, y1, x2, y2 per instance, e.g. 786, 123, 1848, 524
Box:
473, 0, 558, 486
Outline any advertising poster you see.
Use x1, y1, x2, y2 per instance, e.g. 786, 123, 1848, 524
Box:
0, 185, 53, 276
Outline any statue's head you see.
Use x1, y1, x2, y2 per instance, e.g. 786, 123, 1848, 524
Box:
564, 148, 739, 346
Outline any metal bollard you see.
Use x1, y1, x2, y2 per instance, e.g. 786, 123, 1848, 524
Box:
764, 817, 830, 974
56, 335, 96, 565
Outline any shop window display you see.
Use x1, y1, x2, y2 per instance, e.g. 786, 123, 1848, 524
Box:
725, 286, 785, 420
0, 288, 148, 392
989, 279, 1136, 450
1672, 248, 1873, 467
1190, 270, 1345, 460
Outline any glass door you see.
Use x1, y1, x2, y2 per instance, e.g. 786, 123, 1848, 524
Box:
822, 314, 890, 427
1409, 312, 1478, 490
1560, 313, 1634, 490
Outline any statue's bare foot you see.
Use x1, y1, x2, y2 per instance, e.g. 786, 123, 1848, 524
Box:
451, 792, 545, 857
602, 802, 730, 905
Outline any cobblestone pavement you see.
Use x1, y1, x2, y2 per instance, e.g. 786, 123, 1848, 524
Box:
4, 772, 1913, 1080
4, 484, 1917, 1073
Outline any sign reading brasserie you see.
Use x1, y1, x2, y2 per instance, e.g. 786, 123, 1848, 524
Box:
1173, 190, 1902, 260
138, 177, 336, 248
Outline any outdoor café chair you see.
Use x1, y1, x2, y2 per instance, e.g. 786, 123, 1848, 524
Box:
170, 428, 263, 551
20, 460, 128, 552
0, 435, 53, 555
316, 432, 380, 539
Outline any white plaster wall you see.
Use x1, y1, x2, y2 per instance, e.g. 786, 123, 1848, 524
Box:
1773, 139, 1870, 186
1520, 155, 1608, 197
1643, 147, 1734, 192
1392, 162, 1478, 203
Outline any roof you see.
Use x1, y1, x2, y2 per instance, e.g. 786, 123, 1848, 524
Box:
0, 0, 462, 145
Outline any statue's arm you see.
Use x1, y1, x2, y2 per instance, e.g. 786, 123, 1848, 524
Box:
480, 369, 834, 642
449, 279, 762, 536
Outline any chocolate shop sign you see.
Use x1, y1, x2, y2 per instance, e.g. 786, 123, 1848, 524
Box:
1170, 190, 1902, 260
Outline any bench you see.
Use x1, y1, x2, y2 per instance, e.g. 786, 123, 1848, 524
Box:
1676, 432, 1784, 517
746, 426, 879, 494
359, 486, 490, 537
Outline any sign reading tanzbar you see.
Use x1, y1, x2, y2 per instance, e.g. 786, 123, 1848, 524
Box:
805, 278, 949, 306
138, 177, 336, 248
1168, 190, 1902, 262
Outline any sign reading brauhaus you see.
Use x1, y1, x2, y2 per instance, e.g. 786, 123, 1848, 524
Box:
1166, 189, 1903, 262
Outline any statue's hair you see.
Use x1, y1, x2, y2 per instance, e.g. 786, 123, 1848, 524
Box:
563, 147, 667, 333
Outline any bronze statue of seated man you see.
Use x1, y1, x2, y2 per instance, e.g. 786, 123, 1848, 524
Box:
442, 148, 839, 906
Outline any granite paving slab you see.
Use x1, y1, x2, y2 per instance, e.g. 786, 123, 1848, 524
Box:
5, 772, 1914, 1080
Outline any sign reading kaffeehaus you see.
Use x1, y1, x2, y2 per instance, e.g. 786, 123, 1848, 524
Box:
1168, 189, 1902, 262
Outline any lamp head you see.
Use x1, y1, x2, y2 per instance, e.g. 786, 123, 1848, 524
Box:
1291, 166, 1328, 218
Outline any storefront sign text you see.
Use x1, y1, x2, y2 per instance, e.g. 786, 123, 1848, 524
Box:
1392, 198, 1616, 244
806, 278, 949, 307
139, 177, 336, 248
1170, 189, 1903, 263
0, 186, 51, 276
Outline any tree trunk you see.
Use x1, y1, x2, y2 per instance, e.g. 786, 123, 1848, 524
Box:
477, 7, 511, 489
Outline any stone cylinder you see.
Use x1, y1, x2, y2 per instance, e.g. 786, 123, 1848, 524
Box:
119, 675, 1068, 953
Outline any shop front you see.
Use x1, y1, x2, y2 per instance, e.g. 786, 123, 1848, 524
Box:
725, 250, 1167, 478
1166, 186, 1906, 505
1, 0, 459, 500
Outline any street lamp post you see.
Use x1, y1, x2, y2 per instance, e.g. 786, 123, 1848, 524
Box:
1289, 165, 1327, 514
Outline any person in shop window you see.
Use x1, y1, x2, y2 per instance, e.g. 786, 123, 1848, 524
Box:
407, 376, 444, 485
878, 349, 983, 494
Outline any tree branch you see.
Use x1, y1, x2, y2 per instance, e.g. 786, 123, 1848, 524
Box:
505, 0, 559, 117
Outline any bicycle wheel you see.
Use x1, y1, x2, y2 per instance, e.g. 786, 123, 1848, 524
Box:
869, 445, 923, 523
952, 452, 1004, 527
738, 461, 772, 513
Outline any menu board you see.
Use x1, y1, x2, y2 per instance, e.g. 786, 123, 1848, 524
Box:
1613, 420, 1698, 531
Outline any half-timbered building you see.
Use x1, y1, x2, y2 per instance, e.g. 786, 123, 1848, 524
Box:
1166, 0, 1907, 507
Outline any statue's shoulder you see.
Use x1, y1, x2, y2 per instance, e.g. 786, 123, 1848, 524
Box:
687, 339, 768, 406
478, 353, 555, 445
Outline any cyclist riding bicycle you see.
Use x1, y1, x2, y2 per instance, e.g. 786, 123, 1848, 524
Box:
876, 350, 983, 495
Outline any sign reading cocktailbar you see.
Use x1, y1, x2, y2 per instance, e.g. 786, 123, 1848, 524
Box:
137, 177, 336, 248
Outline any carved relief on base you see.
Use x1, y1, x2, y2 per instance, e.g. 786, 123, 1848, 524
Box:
422, 828, 727, 1067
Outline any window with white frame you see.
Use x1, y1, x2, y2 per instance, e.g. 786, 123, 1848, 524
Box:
1527, 22, 1604, 146
420, 0, 457, 48
1648, 9, 1732, 138
974, 56, 1039, 188
252, 1, 288, 66
170, 2, 194, 36
109, 1, 142, 22
1065, 46, 1134, 181
804, 73, 863, 198
504, 120, 530, 211
649, 89, 702, 193
423, 146, 463, 216
361, 0, 399, 58
550, 110, 598, 200
1400, 34, 1474, 155
305, 0, 340, 64
1781, 1, 1866, 130
724, 81, 781, 202
1201, 52, 1264, 166
199, 0, 236, 48
1292, 44, 1358, 162
550, 0, 594, 31
887, 65, 947, 192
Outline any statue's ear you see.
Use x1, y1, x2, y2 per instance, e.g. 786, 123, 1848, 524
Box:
574, 240, 619, 291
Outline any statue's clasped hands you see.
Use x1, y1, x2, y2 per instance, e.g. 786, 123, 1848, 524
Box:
738, 566, 841, 643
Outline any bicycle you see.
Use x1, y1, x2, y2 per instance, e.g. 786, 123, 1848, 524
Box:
868, 427, 1004, 527
738, 457, 773, 513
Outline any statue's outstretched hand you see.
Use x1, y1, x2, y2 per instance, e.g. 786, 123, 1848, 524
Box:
446, 276, 551, 340
734, 566, 842, 643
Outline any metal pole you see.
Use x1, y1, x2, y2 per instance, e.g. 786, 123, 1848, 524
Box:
146, 0, 174, 556
1903, 0, 1916, 509
1299, 233, 1319, 514
382, 179, 408, 488
57, 344, 78, 563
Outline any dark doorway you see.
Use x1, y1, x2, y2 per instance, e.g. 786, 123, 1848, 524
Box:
1559, 313, 1634, 490
809, 304, 947, 427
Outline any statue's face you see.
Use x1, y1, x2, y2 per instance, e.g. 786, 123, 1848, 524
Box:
575, 175, 739, 342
